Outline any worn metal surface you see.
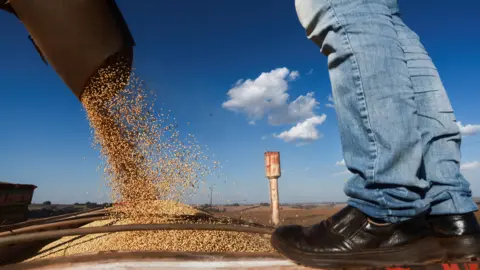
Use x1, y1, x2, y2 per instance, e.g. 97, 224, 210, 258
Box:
0, 224, 273, 247
264, 152, 281, 179
2, 250, 477, 270
8, 0, 135, 99
0, 217, 102, 237
0, 212, 105, 265
0, 182, 37, 206
0, 208, 106, 233
0, 182, 37, 225
0, 251, 308, 270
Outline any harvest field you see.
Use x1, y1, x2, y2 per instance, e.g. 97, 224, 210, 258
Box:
27, 202, 480, 227
212, 203, 347, 227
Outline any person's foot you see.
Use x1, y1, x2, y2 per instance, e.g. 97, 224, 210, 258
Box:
428, 212, 480, 262
270, 206, 443, 269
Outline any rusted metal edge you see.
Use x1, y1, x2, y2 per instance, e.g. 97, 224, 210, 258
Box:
4, 251, 480, 270
0, 208, 106, 232
0, 217, 104, 237
0, 224, 274, 247
1, 210, 273, 237
0, 251, 284, 270
0, 182, 37, 189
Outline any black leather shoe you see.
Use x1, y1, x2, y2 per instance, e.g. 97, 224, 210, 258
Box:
428, 212, 480, 262
271, 206, 444, 269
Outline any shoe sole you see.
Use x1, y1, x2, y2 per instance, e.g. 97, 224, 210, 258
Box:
438, 235, 480, 263
271, 235, 445, 269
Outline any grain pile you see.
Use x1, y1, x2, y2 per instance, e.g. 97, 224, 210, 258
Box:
26, 201, 273, 261
35, 55, 274, 258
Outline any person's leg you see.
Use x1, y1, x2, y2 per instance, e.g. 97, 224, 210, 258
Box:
388, 3, 480, 262
388, 5, 478, 216
295, 0, 429, 223
270, 1, 444, 268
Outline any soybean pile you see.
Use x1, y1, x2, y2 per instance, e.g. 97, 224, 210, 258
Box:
26, 202, 272, 261
30, 56, 274, 257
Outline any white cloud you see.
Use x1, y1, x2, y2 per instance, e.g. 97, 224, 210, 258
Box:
325, 95, 335, 108
223, 67, 327, 144
335, 159, 345, 166
461, 161, 480, 171
223, 68, 318, 125
288, 71, 300, 81
274, 115, 327, 143
307, 69, 314, 75
457, 122, 480, 136
268, 92, 318, 125
222, 68, 292, 121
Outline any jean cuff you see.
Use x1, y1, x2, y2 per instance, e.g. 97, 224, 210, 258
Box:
347, 198, 430, 224
428, 191, 478, 215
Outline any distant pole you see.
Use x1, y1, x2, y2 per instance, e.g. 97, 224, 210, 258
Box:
264, 152, 281, 226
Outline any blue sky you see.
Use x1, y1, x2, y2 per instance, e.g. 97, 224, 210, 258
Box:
1, 1, 479, 204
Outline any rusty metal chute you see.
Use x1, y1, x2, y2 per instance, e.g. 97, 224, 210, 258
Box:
3, 0, 135, 100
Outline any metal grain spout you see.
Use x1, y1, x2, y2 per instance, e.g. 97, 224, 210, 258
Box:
6, 0, 135, 100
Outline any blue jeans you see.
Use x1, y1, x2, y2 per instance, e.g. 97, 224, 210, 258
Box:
295, 0, 477, 223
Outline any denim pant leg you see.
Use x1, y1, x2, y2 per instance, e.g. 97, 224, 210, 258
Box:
294, 0, 430, 223
389, 8, 478, 215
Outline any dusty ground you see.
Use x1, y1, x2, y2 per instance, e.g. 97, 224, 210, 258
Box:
213, 203, 480, 227
28, 202, 480, 226
212, 204, 347, 227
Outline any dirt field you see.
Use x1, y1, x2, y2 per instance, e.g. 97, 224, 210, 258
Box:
27, 203, 101, 219
27, 202, 480, 227
211, 204, 347, 227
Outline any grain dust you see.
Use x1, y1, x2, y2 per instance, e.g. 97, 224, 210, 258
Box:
57, 56, 274, 257
81, 56, 215, 221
